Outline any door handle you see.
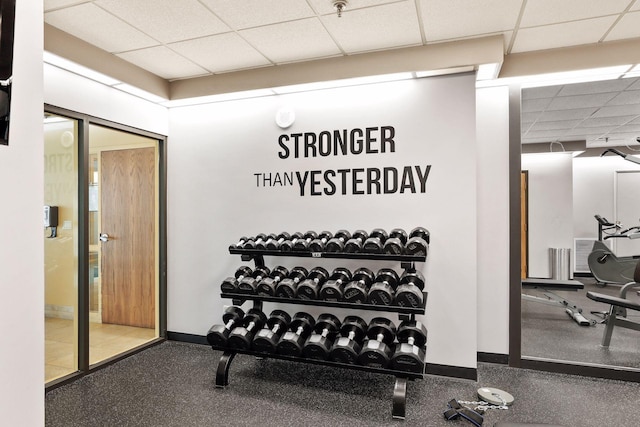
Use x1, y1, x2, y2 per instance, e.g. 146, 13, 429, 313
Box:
99, 233, 109, 242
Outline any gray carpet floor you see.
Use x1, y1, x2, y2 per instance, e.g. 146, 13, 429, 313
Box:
522, 277, 640, 368
45, 341, 640, 427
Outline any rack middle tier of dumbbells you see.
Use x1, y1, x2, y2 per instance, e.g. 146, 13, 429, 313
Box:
213, 243, 428, 420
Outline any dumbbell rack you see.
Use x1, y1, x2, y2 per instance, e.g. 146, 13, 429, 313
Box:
213, 246, 427, 420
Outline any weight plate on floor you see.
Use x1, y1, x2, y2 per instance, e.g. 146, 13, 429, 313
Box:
477, 387, 514, 406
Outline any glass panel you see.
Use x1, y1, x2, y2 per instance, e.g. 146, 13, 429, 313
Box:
88, 124, 158, 365
44, 114, 79, 382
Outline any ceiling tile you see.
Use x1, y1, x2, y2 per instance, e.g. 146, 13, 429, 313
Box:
96, 0, 230, 44
522, 85, 561, 100
580, 115, 637, 127
608, 124, 640, 133
45, 3, 158, 53
563, 126, 615, 137
321, 2, 422, 53
557, 78, 634, 96
536, 108, 597, 122
202, 0, 315, 29
522, 98, 552, 113
529, 120, 581, 131
525, 129, 570, 139
521, 112, 541, 124
625, 78, 640, 90
520, 0, 630, 27
592, 103, 640, 117
607, 90, 640, 105
547, 93, 617, 110
239, 18, 340, 63
420, 0, 522, 42
169, 33, 271, 74
511, 16, 617, 53
117, 46, 208, 80
44, 0, 90, 12
605, 10, 640, 41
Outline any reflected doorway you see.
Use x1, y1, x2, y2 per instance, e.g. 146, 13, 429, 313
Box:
88, 124, 158, 366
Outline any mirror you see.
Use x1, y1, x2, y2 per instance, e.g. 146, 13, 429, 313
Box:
520, 76, 640, 371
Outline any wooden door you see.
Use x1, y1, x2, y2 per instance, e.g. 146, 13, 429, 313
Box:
521, 171, 528, 279
100, 147, 156, 328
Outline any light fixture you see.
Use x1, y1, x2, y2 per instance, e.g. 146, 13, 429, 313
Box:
332, 0, 347, 17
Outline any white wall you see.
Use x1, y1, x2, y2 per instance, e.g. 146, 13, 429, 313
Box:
44, 64, 168, 136
522, 153, 574, 278
0, 2, 45, 425
476, 86, 510, 354
168, 74, 480, 368
573, 155, 640, 239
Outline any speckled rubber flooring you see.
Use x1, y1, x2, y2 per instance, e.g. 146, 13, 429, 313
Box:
45, 341, 640, 427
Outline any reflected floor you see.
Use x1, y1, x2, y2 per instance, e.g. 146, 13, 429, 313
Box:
522, 277, 640, 368
45, 317, 156, 383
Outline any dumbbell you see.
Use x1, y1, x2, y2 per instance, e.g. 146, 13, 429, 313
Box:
363, 228, 389, 254
265, 232, 291, 250
275, 266, 308, 298
252, 310, 291, 353
325, 229, 352, 252
308, 231, 333, 252
292, 231, 319, 251
404, 227, 430, 257
256, 265, 289, 296
319, 267, 352, 301
227, 308, 268, 350
389, 320, 427, 373
328, 316, 368, 364
302, 313, 342, 360
220, 266, 253, 293
206, 306, 245, 347
367, 268, 400, 305
237, 265, 270, 294
279, 232, 303, 252
297, 266, 330, 300
394, 269, 425, 308
357, 317, 397, 368
256, 233, 277, 250
242, 233, 267, 250
344, 230, 369, 253
229, 236, 251, 250
343, 267, 375, 304
383, 228, 408, 255
276, 312, 316, 357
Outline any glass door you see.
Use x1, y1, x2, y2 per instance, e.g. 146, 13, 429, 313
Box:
45, 107, 166, 387
44, 113, 79, 382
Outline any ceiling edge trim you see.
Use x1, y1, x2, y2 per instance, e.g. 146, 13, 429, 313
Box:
169, 35, 505, 100
44, 23, 170, 99
501, 38, 640, 78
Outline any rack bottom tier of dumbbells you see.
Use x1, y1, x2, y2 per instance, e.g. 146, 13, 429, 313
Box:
211, 346, 424, 420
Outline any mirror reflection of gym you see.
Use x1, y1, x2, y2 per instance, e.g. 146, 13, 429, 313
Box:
520, 79, 640, 372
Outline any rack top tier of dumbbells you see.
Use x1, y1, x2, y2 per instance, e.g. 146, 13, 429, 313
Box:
210, 228, 429, 420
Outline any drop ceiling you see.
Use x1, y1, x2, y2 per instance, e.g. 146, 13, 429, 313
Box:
43, 0, 640, 148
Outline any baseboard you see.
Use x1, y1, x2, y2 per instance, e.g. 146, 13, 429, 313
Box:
477, 352, 509, 364
425, 363, 477, 380
167, 331, 208, 345
573, 272, 593, 278
45, 304, 74, 320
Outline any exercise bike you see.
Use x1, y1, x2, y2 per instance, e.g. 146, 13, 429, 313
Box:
587, 215, 640, 287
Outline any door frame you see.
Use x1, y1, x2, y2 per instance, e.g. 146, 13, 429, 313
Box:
44, 104, 167, 391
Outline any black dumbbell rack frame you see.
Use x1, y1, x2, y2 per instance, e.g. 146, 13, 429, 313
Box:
215, 246, 428, 420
